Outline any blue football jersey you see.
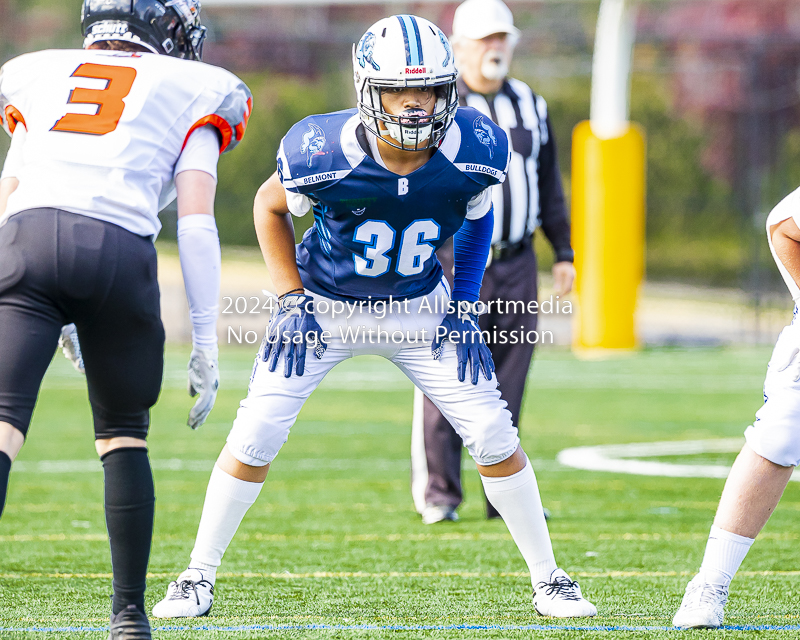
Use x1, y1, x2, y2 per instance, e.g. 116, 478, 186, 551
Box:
277, 107, 509, 301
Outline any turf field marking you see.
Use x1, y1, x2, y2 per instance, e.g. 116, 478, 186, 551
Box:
3, 570, 800, 579
557, 438, 800, 481
42, 360, 771, 393
5, 531, 798, 544
4, 623, 800, 632
11, 458, 408, 474
9, 457, 561, 474
0, 533, 108, 542
42, 367, 414, 392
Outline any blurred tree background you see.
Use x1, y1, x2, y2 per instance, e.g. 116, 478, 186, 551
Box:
3, 0, 800, 293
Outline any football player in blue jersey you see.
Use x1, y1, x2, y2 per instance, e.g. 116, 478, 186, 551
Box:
154, 15, 596, 620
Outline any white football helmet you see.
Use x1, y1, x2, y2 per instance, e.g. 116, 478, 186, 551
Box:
353, 15, 459, 151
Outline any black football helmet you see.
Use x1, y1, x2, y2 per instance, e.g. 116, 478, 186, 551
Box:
81, 0, 207, 60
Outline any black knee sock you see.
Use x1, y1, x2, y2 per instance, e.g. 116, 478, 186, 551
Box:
101, 447, 155, 615
0, 451, 11, 519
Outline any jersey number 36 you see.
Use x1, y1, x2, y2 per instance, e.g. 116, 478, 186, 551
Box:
353, 219, 440, 278
52, 63, 137, 136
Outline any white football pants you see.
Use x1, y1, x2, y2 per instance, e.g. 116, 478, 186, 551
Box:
226, 279, 519, 467
745, 320, 800, 467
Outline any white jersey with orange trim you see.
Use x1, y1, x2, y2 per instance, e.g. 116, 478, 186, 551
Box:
0, 48, 251, 237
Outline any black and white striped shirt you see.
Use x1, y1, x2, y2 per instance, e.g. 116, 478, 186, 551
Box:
458, 77, 573, 262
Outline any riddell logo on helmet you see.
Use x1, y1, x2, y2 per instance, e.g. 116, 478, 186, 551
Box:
404, 67, 428, 75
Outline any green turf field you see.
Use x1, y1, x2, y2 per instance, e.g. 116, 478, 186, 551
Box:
2, 345, 800, 638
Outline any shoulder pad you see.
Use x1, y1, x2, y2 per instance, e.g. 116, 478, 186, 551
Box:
0, 50, 54, 76
450, 106, 510, 187
0, 51, 57, 136
183, 67, 252, 154
277, 109, 358, 194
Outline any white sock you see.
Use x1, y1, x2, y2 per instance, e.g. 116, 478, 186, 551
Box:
480, 459, 557, 588
188, 561, 218, 585
188, 465, 263, 582
699, 525, 754, 587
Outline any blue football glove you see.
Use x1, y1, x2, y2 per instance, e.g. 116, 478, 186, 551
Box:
262, 293, 327, 377
431, 300, 494, 385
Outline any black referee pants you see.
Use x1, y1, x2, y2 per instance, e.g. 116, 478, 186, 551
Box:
0, 208, 165, 440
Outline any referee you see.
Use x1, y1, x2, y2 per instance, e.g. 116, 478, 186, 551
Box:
411, 0, 575, 524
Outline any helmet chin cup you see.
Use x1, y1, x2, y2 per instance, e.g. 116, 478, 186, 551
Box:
383, 121, 433, 148
382, 107, 434, 148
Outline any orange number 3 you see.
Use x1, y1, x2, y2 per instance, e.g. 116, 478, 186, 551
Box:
52, 63, 137, 136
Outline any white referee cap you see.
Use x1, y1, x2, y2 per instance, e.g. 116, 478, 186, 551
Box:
452, 0, 521, 41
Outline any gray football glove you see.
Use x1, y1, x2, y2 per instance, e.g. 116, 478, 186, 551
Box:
187, 347, 219, 429
58, 324, 85, 373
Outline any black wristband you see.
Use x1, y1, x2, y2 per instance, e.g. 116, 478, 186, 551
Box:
554, 248, 574, 263
279, 287, 305, 299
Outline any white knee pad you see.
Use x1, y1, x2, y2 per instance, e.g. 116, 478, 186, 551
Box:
225, 402, 291, 467
467, 442, 519, 467
425, 379, 519, 467
745, 401, 800, 468
225, 441, 271, 467
462, 407, 520, 467
745, 326, 800, 467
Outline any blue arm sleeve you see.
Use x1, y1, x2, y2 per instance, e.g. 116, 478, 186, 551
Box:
451, 206, 494, 302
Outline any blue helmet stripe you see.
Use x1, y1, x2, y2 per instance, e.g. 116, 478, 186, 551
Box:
396, 16, 412, 66
409, 16, 424, 65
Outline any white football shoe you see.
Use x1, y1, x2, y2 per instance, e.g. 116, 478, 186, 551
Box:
152, 569, 214, 618
533, 569, 597, 618
421, 504, 459, 525
672, 574, 728, 629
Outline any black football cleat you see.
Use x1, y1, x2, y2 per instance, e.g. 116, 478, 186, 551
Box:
109, 604, 152, 640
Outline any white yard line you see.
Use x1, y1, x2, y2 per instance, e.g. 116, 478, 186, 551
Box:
40, 367, 769, 393
557, 438, 800, 481
6, 531, 796, 544
2, 569, 800, 580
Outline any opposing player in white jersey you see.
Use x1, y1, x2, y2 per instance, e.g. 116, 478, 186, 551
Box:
153, 14, 596, 622
0, 1, 251, 638
672, 188, 800, 629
